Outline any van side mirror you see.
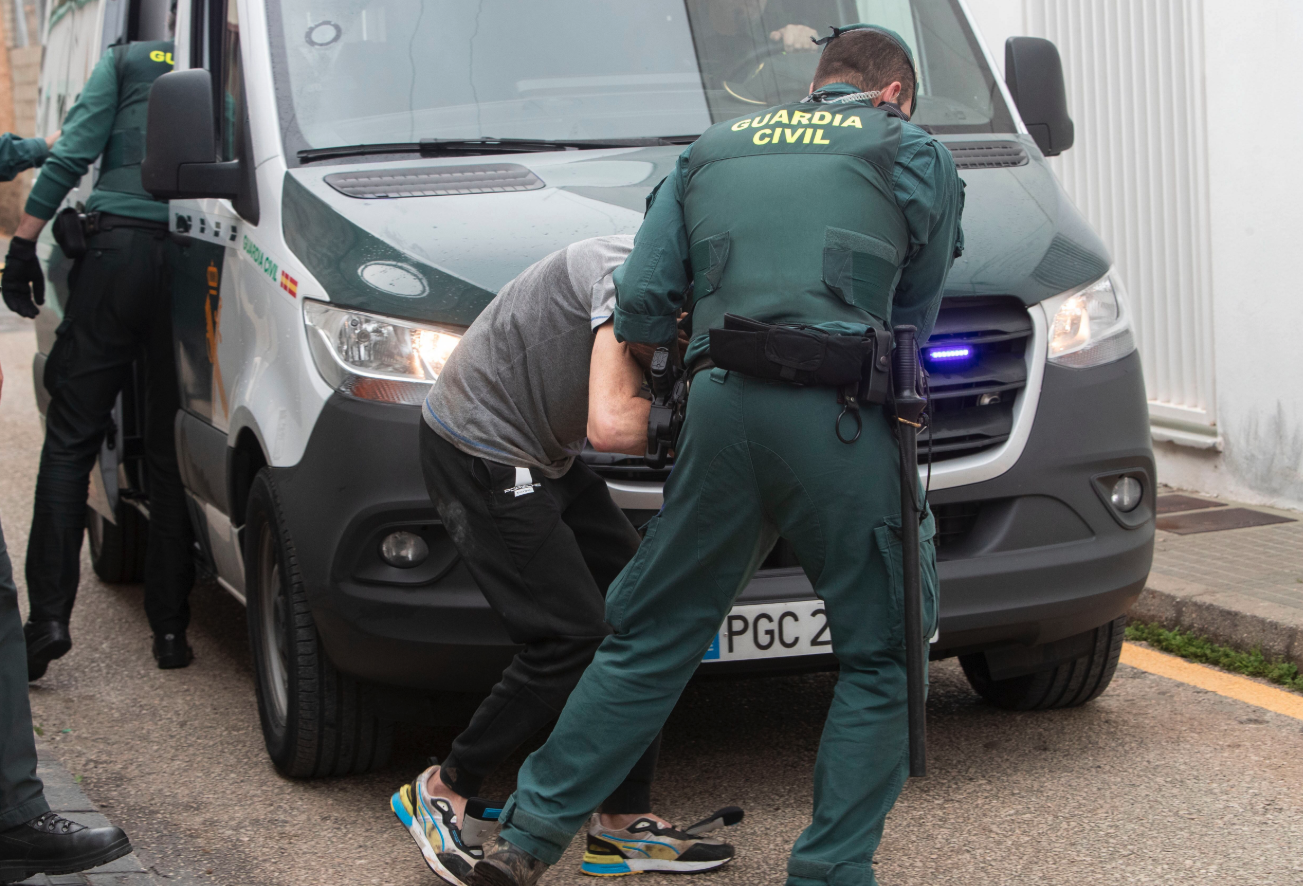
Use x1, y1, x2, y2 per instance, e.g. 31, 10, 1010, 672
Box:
142, 69, 240, 201
1004, 37, 1074, 157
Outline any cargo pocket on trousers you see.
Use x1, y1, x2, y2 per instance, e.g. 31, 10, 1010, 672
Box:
689, 231, 731, 299
821, 226, 900, 327
873, 509, 939, 648
604, 514, 660, 633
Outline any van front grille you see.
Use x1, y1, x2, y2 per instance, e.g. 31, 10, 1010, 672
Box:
922, 296, 1033, 463
932, 501, 982, 550
580, 451, 669, 482
583, 296, 1034, 479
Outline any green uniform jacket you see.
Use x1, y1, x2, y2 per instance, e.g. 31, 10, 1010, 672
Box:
614, 82, 965, 363
25, 41, 174, 223
0, 133, 47, 182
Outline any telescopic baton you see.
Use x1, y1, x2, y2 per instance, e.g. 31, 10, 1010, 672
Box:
891, 325, 928, 778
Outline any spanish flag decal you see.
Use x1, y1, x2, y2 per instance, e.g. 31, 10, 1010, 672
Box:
280, 270, 298, 297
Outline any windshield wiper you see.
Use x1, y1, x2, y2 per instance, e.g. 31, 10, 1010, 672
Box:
297, 135, 699, 164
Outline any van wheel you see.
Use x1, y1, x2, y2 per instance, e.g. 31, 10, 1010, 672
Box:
86, 503, 147, 583
244, 469, 392, 777
959, 616, 1126, 711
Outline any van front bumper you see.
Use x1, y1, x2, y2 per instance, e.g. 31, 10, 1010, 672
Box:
275, 351, 1153, 694
926, 352, 1155, 658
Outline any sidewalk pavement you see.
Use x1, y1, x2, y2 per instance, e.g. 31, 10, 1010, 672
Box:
11, 741, 180, 886
1130, 487, 1303, 670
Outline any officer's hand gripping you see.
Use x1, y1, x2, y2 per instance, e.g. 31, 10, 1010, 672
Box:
2, 236, 45, 319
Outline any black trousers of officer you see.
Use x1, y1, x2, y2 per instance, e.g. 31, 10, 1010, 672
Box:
25, 222, 194, 636
419, 422, 661, 812
1, 517, 49, 828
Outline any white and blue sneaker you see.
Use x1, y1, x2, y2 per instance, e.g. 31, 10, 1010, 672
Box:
580, 807, 743, 877
391, 765, 500, 886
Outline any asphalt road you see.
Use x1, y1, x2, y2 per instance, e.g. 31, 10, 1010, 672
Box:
4, 320, 1303, 886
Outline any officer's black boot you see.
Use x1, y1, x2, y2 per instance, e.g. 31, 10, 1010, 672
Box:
152, 632, 193, 670
24, 620, 71, 681
0, 812, 131, 882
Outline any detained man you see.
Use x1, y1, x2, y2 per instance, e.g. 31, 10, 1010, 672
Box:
391, 235, 740, 886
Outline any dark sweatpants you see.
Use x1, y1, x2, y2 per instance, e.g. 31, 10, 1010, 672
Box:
1, 517, 50, 829
25, 223, 194, 636
419, 421, 660, 813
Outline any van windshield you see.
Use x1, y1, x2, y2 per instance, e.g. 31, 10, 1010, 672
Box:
268, 0, 1014, 161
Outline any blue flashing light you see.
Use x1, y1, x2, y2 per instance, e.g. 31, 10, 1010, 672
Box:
927, 345, 973, 362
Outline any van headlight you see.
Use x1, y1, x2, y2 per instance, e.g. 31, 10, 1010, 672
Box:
1043, 272, 1137, 368
303, 299, 462, 405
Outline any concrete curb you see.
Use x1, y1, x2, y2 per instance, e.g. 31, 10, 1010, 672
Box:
1129, 571, 1303, 670
11, 741, 190, 886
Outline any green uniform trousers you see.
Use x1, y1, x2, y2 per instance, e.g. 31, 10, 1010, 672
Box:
500, 368, 938, 886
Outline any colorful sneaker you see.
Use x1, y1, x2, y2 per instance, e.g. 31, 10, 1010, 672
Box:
580, 808, 742, 876
391, 765, 489, 886
469, 842, 549, 886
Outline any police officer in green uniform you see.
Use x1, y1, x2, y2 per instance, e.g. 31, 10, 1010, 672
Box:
470, 26, 964, 886
0, 130, 134, 883
1, 32, 196, 676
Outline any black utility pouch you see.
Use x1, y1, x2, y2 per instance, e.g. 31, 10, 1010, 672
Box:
52, 206, 89, 260
858, 328, 895, 406
709, 313, 874, 387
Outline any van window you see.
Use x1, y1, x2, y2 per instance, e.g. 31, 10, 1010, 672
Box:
268, 0, 1013, 162
220, 0, 241, 161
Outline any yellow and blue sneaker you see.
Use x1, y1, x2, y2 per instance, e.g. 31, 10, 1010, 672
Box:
580, 807, 743, 877
391, 765, 502, 886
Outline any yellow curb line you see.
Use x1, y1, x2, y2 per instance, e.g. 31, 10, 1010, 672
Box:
1120, 642, 1303, 721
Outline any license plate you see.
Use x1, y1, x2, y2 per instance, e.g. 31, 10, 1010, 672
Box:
702, 600, 832, 662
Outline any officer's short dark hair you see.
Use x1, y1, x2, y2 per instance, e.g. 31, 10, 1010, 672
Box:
812, 29, 916, 105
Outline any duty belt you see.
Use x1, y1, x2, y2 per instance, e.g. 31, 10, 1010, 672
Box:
53, 207, 169, 260
86, 211, 170, 234
708, 313, 894, 441
714, 315, 896, 440
643, 314, 897, 466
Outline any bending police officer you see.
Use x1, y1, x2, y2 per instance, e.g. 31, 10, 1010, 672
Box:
2, 31, 195, 676
471, 25, 964, 886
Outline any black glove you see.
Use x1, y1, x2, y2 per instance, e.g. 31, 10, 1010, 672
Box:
2, 236, 45, 319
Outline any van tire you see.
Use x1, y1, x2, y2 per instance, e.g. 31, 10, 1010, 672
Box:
959, 615, 1126, 711
86, 503, 147, 583
244, 469, 392, 777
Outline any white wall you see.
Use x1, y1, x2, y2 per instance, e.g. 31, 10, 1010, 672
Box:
1194, 0, 1303, 507
962, 0, 1303, 510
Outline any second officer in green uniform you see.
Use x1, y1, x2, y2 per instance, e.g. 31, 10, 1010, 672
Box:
1, 33, 196, 675
470, 25, 965, 886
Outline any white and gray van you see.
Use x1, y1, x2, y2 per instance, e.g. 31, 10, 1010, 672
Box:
34, 0, 1154, 775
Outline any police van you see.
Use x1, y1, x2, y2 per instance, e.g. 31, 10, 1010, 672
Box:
34, 0, 1154, 775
